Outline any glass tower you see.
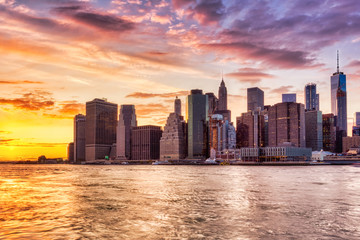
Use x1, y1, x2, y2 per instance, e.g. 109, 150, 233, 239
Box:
247, 87, 264, 111
330, 51, 347, 134
187, 89, 208, 158
305, 83, 318, 111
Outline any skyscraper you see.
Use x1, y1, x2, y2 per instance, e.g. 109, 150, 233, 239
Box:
305, 83, 319, 111
322, 113, 336, 152
131, 125, 162, 160
85, 98, 117, 161
282, 93, 296, 103
247, 87, 264, 111
331, 51, 347, 134
218, 78, 227, 111
268, 102, 306, 147
205, 92, 217, 116
187, 89, 208, 158
160, 98, 186, 160
116, 105, 137, 160
355, 112, 360, 126
174, 97, 181, 116
74, 114, 86, 163
305, 110, 323, 151
236, 108, 265, 148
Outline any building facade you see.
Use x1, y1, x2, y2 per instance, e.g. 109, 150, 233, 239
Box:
131, 125, 162, 160
187, 89, 209, 158
205, 92, 218, 116
322, 113, 336, 152
74, 114, 86, 163
305, 110, 323, 151
305, 83, 319, 111
268, 102, 306, 147
247, 87, 264, 111
85, 98, 118, 161
282, 93, 296, 103
160, 110, 186, 160
68, 142, 74, 163
343, 136, 360, 153
175, 97, 181, 116
116, 105, 137, 160
236, 109, 265, 148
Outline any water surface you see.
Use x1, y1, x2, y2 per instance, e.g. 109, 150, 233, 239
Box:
1, 165, 360, 239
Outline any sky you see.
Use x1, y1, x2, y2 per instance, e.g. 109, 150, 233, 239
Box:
1, 0, 360, 161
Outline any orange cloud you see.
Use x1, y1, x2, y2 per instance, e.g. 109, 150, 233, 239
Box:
0, 80, 43, 84
127, 91, 188, 98
0, 91, 54, 111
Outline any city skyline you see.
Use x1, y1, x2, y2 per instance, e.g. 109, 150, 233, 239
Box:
1, 0, 360, 161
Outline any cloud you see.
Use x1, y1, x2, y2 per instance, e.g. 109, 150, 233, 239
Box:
0, 138, 18, 144
346, 60, 360, 68
135, 103, 170, 117
201, 41, 315, 69
53, 5, 136, 32
270, 85, 294, 94
226, 68, 274, 84
43, 100, 85, 119
126, 91, 189, 99
0, 91, 55, 110
192, 0, 226, 25
0, 80, 43, 84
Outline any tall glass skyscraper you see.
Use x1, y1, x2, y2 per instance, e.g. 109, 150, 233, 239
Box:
187, 89, 208, 158
331, 51, 347, 134
305, 83, 319, 111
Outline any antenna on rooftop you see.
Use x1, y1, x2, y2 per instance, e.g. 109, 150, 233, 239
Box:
337, 50, 339, 73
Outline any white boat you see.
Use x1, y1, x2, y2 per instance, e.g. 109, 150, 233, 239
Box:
152, 160, 171, 165
204, 158, 218, 165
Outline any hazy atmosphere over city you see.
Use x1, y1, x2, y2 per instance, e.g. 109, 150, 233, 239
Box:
1, 0, 360, 161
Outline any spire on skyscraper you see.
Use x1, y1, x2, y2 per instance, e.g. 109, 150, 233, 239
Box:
337, 50, 339, 73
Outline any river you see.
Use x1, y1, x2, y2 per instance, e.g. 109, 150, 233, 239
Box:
1, 164, 360, 239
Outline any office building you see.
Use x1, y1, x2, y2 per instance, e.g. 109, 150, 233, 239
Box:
116, 105, 137, 160
74, 114, 86, 163
305, 110, 323, 151
160, 98, 186, 160
224, 120, 236, 150
131, 125, 162, 160
187, 89, 208, 158
331, 51, 347, 134
85, 98, 118, 161
236, 108, 265, 148
322, 113, 336, 152
282, 93, 296, 103
218, 79, 227, 111
305, 83, 319, 111
268, 102, 306, 147
209, 114, 224, 152
353, 126, 360, 136
206, 92, 218, 116
247, 87, 264, 111
343, 136, 360, 153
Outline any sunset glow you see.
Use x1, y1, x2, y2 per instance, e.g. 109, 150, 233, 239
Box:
1, 0, 360, 160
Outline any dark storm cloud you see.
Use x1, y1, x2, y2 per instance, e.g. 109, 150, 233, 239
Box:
53, 5, 135, 32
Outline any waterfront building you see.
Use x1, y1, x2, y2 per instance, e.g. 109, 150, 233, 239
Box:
247, 87, 264, 111
225, 121, 236, 150
217, 146, 311, 162
322, 113, 336, 152
218, 78, 227, 111
68, 142, 74, 163
330, 51, 347, 134
268, 102, 305, 147
187, 89, 209, 158
305, 83, 319, 111
131, 125, 162, 160
74, 114, 86, 163
236, 108, 265, 148
209, 114, 224, 152
160, 98, 186, 160
116, 105, 137, 160
282, 93, 296, 103
85, 98, 118, 161
305, 110, 323, 151
342, 136, 360, 153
